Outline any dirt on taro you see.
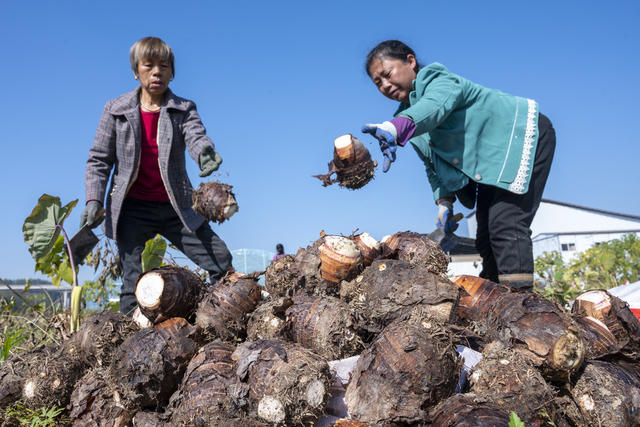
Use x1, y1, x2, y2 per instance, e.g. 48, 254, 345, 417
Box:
2, 231, 640, 426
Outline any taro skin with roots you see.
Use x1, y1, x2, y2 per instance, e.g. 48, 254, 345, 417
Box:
135, 265, 205, 324
314, 134, 377, 189
192, 181, 239, 223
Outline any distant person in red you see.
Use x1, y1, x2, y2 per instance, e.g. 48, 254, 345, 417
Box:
273, 243, 286, 261
81, 37, 232, 315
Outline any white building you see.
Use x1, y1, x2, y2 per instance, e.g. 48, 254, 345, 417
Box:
527, 199, 640, 263
448, 198, 640, 277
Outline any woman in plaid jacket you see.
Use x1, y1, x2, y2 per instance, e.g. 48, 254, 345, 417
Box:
81, 37, 232, 315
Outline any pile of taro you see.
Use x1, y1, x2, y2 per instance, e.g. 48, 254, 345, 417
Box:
2, 230, 640, 426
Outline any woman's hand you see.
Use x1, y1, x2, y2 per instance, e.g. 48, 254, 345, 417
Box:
80, 201, 105, 229
362, 121, 398, 172
199, 145, 223, 177
436, 199, 459, 233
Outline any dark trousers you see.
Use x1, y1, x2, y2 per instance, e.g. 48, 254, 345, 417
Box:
475, 113, 555, 288
116, 197, 233, 315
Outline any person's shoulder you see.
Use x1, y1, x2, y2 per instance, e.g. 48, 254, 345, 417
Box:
419, 62, 451, 76
105, 89, 139, 114
165, 90, 196, 112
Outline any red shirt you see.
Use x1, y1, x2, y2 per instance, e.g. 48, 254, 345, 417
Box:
127, 109, 170, 201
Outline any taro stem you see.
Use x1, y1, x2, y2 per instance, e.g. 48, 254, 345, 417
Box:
56, 222, 81, 333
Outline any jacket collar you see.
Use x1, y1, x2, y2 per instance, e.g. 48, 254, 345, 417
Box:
108, 87, 188, 114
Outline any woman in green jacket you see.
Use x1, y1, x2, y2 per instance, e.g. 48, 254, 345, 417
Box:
362, 40, 555, 289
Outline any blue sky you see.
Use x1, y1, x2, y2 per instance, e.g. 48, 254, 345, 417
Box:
1, 0, 639, 282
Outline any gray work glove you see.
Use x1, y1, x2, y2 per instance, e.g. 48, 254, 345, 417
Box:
199, 145, 223, 177
80, 200, 104, 229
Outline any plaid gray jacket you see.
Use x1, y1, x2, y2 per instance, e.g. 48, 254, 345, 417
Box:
85, 87, 214, 240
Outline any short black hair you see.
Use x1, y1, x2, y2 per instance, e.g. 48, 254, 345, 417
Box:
276, 243, 284, 253
365, 40, 421, 77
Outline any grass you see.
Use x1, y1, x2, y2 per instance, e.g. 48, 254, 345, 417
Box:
0, 295, 69, 425
5, 403, 69, 426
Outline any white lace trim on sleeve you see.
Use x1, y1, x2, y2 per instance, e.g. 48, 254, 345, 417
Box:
508, 99, 537, 194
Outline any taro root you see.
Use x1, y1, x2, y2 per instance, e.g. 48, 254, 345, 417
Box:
284, 294, 364, 360
574, 316, 619, 360
196, 272, 262, 341
453, 275, 512, 323
192, 181, 239, 223
492, 293, 584, 381
109, 318, 200, 409
351, 232, 381, 267
132, 411, 165, 426
169, 341, 247, 425
20, 343, 87, 410
291, 238, 325, 295
246, 297, 292, 341
132, 306, 153, 329
341, 259, 460, 336
69, 368, 134, 427
232, 339, 332, 425
380, 231, 449, 274
454, 275, 585, 382
0, 345, 52, 412
429, 393, 511, 426
291, 235, 361, 296
135, 265, 205, 324
64, 311, 139, 366
469, 342, 559, 425
569, 360, 640, 426
314, 134, 377, 189
572, 289, 640, 358
264, 254, 298, 297
317, 235, 363, 284
0, 355, 29, 410
344, 314, 460, 424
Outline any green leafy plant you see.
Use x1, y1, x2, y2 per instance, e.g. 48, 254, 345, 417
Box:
1, 329, 27, 362
142, 234, 168, 272
22, 194, 82, 332
509, 412, 525, 427
535, 251, 581, 307
5, 402, 68, 426
82, 278, 119, 312
535, 233, 640, 306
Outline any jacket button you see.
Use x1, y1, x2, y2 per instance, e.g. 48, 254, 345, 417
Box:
475, 174, 482, 181
452, 158, 459, 165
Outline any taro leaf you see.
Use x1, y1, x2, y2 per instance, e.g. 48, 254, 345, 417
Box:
57, 261, 74, 286
34, 234, 73, 285
35, 234, 65, 276
23, 194, 78, 261
142, 234, 167, 272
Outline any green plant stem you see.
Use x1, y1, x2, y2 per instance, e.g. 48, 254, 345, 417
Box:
56, 224, 78, 288
56, 223, 82, 333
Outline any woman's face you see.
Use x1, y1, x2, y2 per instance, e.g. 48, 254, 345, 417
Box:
368, 54, 417, 104
136, 56, 172, 97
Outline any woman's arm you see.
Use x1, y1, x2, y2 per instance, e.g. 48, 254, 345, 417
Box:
85, 103, 117, 204
181, 101, 215, 162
